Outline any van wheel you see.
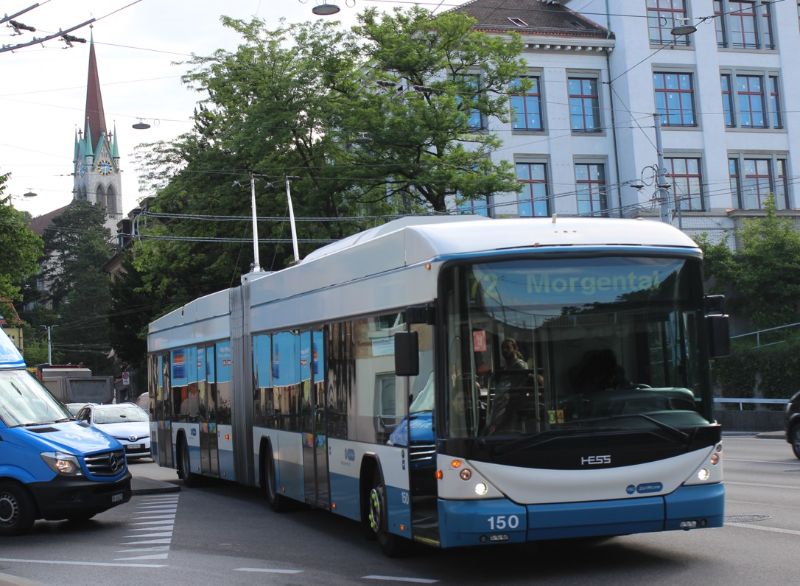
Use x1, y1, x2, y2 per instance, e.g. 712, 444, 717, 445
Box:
365, 468, 409, 557
263, 444, 290, 512
178, 437, 197, 487
791, 424, 800, 460
0, 481, 36, 536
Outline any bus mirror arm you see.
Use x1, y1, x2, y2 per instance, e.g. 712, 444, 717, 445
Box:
394, 332, 420, 376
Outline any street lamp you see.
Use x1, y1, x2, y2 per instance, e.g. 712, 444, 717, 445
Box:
312, 2, 340, 15
23, 190, 37, 198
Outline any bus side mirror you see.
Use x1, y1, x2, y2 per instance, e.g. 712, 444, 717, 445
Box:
394, 332, 419, 376
706, 314, 730, 358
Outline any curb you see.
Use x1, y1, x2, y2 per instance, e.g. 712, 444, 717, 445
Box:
131, 484, 181, 496
0, 572, 44, 586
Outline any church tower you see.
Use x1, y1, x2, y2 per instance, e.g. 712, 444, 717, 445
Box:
72, 32, 123, 231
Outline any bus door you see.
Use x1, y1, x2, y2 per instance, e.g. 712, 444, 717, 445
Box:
302, 330, 329, 507
405, 322, 439, 545
200, 345, 219, 476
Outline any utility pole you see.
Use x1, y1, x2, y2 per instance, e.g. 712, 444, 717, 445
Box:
285, 176, 301, 264
44, 325, 53, 364
653, 113, 673, 224
250, 172, 261, 272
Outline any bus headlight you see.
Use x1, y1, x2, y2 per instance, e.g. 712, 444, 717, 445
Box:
41, 452, 82, 476
697, 468, 710, 481
474, 482, 489, 496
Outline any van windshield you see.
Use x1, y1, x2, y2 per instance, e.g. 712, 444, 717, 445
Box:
0, 370, 71, 427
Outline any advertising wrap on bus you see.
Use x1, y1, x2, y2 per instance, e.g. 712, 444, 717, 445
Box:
0, 328, 131, 535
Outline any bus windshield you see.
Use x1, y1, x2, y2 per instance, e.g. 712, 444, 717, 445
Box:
443, 255, 710, 440
0, 370, 71, 427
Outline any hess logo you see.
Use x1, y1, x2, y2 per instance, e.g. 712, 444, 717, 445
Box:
581, 454, 611, 466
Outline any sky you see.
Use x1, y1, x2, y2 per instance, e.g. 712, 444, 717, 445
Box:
1, 0, 468, 219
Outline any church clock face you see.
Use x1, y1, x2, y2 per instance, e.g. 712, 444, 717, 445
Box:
98, 160, 112, 175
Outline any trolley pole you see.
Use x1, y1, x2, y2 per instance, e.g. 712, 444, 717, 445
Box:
654, 113, 672, 224
285, 176, 301, 264
250, 172, 261, 272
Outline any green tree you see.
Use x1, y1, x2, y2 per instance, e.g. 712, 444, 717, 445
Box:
42, 201, 114, 372
108, 253, 154, 371
132, 9, 527, 312
0, 172, 44, 300
697, 197, 800, 329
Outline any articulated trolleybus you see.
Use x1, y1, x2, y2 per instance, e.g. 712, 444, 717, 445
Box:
147, 216, 729, 555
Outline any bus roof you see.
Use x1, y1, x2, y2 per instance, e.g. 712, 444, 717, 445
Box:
0, 327, 25, 369
149, 216, 698, 342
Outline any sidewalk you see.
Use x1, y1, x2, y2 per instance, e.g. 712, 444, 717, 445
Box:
129, 459, 182, 495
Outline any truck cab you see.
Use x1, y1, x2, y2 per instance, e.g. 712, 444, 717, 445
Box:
0, 328, 131, 535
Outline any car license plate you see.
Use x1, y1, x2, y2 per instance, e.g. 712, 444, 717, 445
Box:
112, 492, 123, 503
138, 444, 145, 449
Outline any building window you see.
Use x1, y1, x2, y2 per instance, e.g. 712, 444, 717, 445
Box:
575, 163, 607, 216
516, 162, 549, 217
721, 74, 734, 126
568, 78, 601, 132
714, 0, 773, 49
737, 75, 766, 128
647, 0, 690, 46
665, 157, 704, 211
455, 74, 482, 130
457, 196, 489, 217
510, 77, 543, 131
729, 155, 790, 209
723, 72, 781, 129
654, 72, 696, 127
769, 76, 781, 128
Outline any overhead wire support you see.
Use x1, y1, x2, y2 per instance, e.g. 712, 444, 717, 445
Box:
0, 17, 95, 54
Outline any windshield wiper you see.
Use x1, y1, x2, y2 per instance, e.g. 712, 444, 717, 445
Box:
578, 413, 691, 444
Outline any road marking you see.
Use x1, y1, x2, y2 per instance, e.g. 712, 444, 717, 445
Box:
363, 576, 439, 584
136, 514, 176, 520
130, 525, 174, 531
134, 519, 177, 525
235, 568, 303, 574
114, 553, 169, 561
124, 532, 173, 539
115, 547, 169, 553
727, 522, 800, 537
726, 481, 800, 490
120, 538, 172, 546
0, 557, 165, 568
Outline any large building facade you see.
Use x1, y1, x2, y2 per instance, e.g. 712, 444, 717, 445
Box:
453, 0, 800, 246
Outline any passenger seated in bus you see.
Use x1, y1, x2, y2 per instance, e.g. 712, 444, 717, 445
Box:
573, 348, 628, 394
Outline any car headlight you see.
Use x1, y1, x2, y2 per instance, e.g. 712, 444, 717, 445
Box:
41, 451, 82, 476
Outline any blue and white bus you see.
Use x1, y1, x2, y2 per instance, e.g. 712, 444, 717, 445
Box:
147, 216, 728, 555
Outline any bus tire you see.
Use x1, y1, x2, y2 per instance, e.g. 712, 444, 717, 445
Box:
790, 424, 800, 460
365, 468, 409, 558
263, 443, 290, 512
177, 436, 197, 487
0, 481, 36, 536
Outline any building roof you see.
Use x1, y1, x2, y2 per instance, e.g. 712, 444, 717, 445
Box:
29, 204, 69, 237
452, 0, 611, 39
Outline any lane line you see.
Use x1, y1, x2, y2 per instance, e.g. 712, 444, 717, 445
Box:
363, 576, 439, 584
134, 520, 177, 525
120, 538, 173, 545
114, 553, 169, 561
123, 532, 173, 539
129, 525, 174, 532
235, 568, 303, 574
115, 547, 170, 553
0, 557, 165, 568
135, 514, 176, 520
727, 522, 800, 537
726, 481, 800, 490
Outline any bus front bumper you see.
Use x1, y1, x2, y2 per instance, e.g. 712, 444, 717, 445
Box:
436, 483, 724, 549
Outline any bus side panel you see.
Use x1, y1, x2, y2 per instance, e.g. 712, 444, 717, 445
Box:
150, 420, 158, 462
327, 438, 363, 521
217, 424, 236, 481
172, 422, 202, 475
371, 444, 412, 539
257, 428, 304, 502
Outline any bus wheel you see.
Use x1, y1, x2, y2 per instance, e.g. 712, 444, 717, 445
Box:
178, 437, 197, 487
264, 444, 290, 512
0, 481, 36, 536
366, 469, 409, 557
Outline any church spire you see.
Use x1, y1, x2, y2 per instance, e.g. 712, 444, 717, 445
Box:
84, 31, 107, 150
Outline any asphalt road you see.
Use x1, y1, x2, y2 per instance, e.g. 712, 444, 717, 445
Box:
1, 435, 798, 586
